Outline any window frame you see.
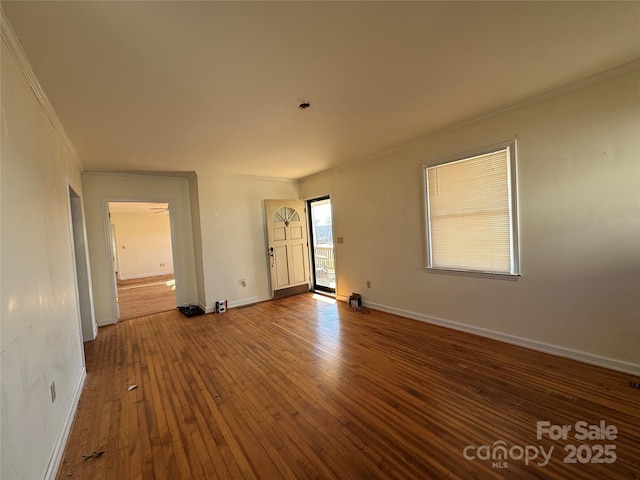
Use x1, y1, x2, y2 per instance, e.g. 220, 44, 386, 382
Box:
422, 139, 521, 279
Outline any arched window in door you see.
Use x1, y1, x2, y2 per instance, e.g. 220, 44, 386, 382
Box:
273, 206, 300, 226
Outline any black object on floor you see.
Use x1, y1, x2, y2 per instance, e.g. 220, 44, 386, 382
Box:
178, 305, 205, 317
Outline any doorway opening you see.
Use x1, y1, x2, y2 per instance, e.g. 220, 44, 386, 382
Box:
308, 196, 336, 294
108, 201, 176, 320
68, 186, 95, 349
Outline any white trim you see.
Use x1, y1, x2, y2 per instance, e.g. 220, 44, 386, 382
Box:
205, 304, 216, 315
364, 301, 640, 376
83, 171, 193, 181
424, 267, 521, 281
101, 200, 121, 323
66, 182, 88, 348
195, 172, 299, 184
43, 368, 86, 480
198, 296, 272, 314
83, 170, 299, 184
67, 179, 98, 343
1, 9, 82, 172
102, 197, 181, 323
305, 195, 339, 297
97, 316, 118, 327
228, 296, 271, 311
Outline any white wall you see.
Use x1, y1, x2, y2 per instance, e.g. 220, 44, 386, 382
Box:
300, 69, 640, 373
83, 173, 198, 325
111, 211, 174, 279
194, 174, 299, 312
1, 33, 87, 480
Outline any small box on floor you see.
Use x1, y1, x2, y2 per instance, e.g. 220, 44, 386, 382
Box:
349, 293, 362, 308
215, 300, 227, 313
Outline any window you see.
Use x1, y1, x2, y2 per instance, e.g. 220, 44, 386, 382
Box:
273, 206, 300, 226
424, 140, 519, 277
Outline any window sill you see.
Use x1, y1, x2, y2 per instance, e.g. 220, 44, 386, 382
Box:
425, 267, 521, 281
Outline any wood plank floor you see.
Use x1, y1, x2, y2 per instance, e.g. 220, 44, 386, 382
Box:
58, 294, 640, 479
117, 274, 177, 320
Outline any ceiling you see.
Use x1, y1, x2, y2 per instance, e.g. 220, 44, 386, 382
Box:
3, 1, 639, 180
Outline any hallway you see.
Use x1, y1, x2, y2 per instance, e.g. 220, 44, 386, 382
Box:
117, 274, 176, 320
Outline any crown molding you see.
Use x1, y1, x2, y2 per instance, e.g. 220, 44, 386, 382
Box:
82, 171, 194, 181
1, 8, 82, 171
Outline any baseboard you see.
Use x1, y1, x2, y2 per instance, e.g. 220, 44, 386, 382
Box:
197, 302, 212, 314
201, 296, 271, 313
44, 367, 86, 480
364, 301, 640, 376
97, 316, 117, 327
229, 296, 270, 310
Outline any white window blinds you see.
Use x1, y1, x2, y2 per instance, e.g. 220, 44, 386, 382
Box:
426, 145, 517, 275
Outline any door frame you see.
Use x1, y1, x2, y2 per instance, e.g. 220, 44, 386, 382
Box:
102, 198, 178, 321
264, 199, 310, 298
110, 223, 121, 280
67, 182, 97, 347
307, 195, 336, 295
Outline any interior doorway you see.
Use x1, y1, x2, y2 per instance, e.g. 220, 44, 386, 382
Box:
68, 186, 96, 345
107, 201, 177, 320
308, 196, 336, 294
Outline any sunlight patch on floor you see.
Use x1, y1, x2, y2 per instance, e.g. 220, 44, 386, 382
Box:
312, 293, 336, 304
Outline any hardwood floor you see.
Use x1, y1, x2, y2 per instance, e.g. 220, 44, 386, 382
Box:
117, 274, 177, 320
58, 294, 639, 479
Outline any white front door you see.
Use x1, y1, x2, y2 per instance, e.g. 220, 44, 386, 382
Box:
264, 199, 309, 297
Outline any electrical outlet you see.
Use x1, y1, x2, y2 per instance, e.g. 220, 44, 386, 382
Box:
50, 382, 56, 403
367, 281, 371, 288
240, 279, 247, 287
